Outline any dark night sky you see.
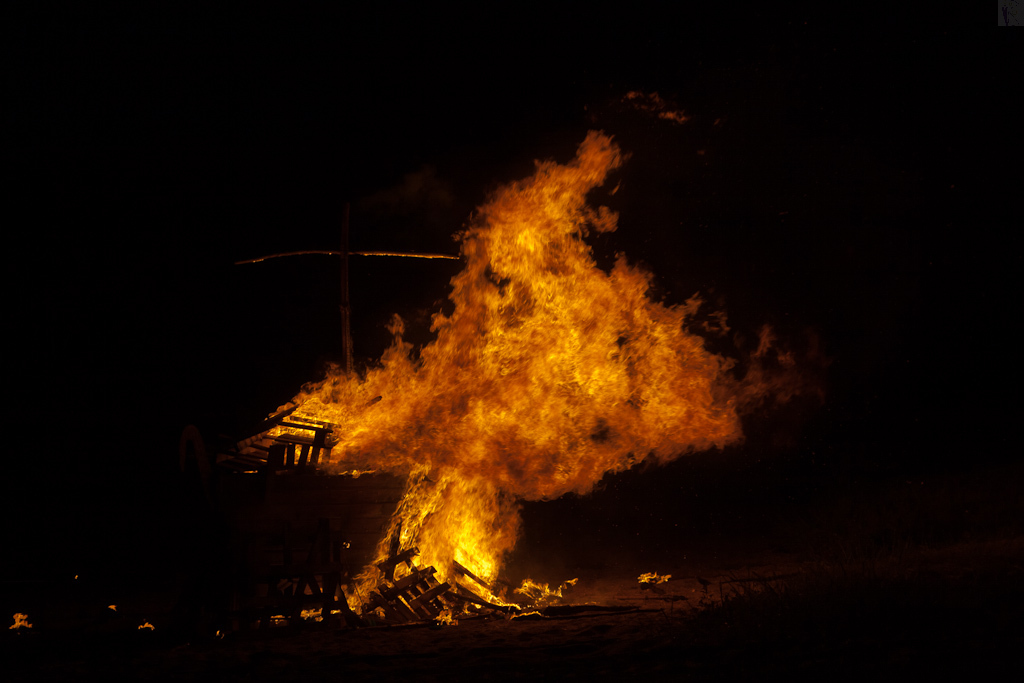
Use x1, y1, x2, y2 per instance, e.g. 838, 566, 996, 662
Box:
7, 7, 1018, 577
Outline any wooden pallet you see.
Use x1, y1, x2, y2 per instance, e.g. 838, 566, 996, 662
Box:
221, 417, 336, 472
368, 564, 451, 623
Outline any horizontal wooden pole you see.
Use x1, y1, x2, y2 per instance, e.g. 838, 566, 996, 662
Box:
236, 250, 459, 265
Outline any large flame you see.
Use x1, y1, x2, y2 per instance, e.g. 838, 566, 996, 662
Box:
284, 131, 746, 604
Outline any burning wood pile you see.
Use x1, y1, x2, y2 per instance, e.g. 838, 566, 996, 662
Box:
364, 547, 529, 625
367, 548, 450, 623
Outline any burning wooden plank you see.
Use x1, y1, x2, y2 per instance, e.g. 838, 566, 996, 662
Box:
377, 546, 420, 582
445, 584, 516, 614
451, 560, 493, 594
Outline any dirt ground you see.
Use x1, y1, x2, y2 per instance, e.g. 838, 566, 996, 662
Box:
6, 538, 1022, 681
6, 460, 1023, 680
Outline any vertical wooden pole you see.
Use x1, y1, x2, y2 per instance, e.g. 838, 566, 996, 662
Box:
340, 202, 354, 374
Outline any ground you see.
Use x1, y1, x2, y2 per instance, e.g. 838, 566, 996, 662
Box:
5, 532, 1022, 681
6, 456, 1024, 679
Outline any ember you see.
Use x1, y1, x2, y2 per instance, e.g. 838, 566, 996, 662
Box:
9, 613, 32, 631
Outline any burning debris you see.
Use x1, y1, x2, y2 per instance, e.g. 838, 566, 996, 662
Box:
360, 543, 581, 625
638, 572, 672, 587
514, 578, 579, 607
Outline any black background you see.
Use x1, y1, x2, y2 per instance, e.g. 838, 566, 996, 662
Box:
7, 6, 1018, 581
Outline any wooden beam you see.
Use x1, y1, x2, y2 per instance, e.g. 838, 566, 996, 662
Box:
452, 560, 492, 593
377, 546, 419, 582
340, 202, 353, 374
407, 581, 450, 613
235, 250, 459, 265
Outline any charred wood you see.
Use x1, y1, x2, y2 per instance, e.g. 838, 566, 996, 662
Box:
377, 546, 419, 582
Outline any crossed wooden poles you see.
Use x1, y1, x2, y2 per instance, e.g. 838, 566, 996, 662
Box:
236, 204, 459, 373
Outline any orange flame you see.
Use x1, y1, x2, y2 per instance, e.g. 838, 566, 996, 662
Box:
638, 572, 672, 585
284, 131, 749, 605
10, 613, 32, 630
515, 577, 579, 607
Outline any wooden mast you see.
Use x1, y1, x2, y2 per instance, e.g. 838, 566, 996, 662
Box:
235, 206, 458, 374
340, 202, 354, 374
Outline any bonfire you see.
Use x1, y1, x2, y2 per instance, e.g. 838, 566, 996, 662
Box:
257, 130, 770, 617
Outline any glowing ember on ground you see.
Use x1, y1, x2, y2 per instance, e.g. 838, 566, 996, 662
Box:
638, 572, 672, 585
435, 608, 457, 626
10, 613, 32, 630
276, 131, 780, 610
